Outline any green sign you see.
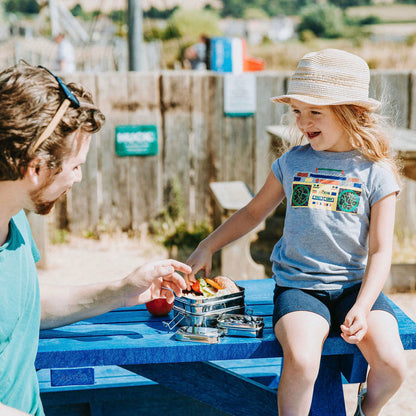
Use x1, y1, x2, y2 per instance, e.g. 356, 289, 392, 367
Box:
115, 125, 158, 157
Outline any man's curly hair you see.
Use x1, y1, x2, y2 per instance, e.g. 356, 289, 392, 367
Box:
0, 61, 105, 180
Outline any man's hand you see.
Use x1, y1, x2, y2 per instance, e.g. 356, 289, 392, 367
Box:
123, 259, 191, 307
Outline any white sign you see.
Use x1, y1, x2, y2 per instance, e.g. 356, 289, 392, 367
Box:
224, 73, 256, 117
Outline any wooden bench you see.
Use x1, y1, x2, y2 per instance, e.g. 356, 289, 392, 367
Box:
37, 361, 281, 415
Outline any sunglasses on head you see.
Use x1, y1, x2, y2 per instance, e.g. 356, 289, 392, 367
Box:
31, 66, 80, 153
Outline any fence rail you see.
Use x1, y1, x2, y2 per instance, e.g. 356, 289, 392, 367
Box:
43, 70, 416, 238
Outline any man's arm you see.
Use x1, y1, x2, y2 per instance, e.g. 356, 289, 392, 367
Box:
40, 259, 191, 329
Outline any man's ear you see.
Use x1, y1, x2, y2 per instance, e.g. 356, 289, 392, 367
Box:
25, 158, 44, 185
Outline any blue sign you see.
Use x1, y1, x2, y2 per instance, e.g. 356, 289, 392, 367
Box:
115, 125, 158, 157
210, 37, 234, 73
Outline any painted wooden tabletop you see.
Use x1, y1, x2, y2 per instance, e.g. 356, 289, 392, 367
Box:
36, 279, 416, 370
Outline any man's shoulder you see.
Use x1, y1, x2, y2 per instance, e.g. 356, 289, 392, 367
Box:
12, 209, 28, 226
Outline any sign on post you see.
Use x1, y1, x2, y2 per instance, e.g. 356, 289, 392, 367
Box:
224, 73, 256, 117
115, 125, 158, 157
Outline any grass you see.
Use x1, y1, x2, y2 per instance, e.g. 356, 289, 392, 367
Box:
247, 37, 416, 71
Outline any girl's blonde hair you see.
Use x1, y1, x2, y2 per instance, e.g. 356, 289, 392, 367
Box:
284, 104, 402, 185
331, 105, 401, 185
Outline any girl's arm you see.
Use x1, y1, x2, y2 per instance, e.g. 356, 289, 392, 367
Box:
185, 171, 285, 284
341, 192, 397, 343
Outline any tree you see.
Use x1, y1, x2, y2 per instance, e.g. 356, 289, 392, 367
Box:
330, 0, 372, 9
221, 0, 312, 18
144, 6, 178, 19
4, 0, 39, 14
297, 3, 345, 38
221, 0, 246, 18
70, 4, 83, 17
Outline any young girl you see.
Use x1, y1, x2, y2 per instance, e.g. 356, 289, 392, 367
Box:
185, 49, 407, 416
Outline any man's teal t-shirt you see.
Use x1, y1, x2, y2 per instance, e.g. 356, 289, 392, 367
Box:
0, 210, 44, 415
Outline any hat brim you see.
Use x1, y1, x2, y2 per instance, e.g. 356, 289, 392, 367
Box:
270, 94, 381, 111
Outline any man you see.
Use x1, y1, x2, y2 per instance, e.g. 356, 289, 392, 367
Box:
0, 62, 191, 415
55, 33, 76, 74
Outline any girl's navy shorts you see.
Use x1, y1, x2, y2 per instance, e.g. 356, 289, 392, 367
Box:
272, 283, 396, 331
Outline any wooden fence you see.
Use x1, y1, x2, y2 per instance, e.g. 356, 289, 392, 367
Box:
0, 37, 161, 73
48, 69, 416, 238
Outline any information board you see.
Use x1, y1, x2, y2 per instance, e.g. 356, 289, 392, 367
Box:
115, 125, 158, 157
224, 73, 256, 117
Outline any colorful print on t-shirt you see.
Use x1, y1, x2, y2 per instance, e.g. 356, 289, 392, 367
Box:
290, 167, 362, 213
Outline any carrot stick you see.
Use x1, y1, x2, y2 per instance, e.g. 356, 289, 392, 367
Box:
206, 278, 223, 291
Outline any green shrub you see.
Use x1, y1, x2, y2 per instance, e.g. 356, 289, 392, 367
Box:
297, 4, 345, 39
359, 15, 381, 25
149, 176, 212, 262
168, 8, 221, 42
299, 29, 317, 43
162, 222, 212, 250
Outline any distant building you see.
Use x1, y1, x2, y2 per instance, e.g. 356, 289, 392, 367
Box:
269, 17, 295, 42
220, 16, 295, 45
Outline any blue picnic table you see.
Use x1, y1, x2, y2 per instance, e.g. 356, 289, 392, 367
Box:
36, 279, 416, 416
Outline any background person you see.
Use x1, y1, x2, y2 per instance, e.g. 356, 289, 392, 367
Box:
185, 49, 406, 416
0, 62, 191, 415
55, 32, 76, 74
183, 34, 209, 70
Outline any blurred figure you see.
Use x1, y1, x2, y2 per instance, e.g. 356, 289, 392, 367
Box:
55, 33, 76, 74
184, 34, 209, 70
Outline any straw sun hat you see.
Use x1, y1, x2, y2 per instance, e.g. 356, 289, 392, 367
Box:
271, 48, 380, 111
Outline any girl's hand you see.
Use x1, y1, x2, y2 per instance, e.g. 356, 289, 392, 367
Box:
184, 245, 213, 290
340, 305, 369, 344
123, 260, 191, 307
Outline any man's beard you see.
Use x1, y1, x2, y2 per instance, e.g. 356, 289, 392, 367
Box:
29, 175, 60, 215
32, 197, 57, 215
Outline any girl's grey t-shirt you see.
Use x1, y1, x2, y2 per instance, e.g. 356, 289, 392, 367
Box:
271, 144, 400, 290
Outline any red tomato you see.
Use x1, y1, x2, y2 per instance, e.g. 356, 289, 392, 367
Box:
192, 280, 201, 293
145, 298, 173, 317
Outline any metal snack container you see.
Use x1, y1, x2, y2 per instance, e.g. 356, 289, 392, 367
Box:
216, 314, 264, 338
172, 304, 245, 328
173, 286, 245, 314
170, 286, 245, 328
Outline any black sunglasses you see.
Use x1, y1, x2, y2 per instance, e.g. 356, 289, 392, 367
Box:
31, 66, 81, 153
38, 65, 80, 108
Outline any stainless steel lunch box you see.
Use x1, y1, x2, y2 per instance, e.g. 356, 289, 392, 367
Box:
172, 286, 245, 328
216, 314, 264, 338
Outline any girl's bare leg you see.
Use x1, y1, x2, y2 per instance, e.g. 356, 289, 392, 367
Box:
274, 311, 329, 416
357, 310, 407, 416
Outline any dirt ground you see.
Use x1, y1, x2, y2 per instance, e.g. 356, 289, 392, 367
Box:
37, 235, 416, 416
